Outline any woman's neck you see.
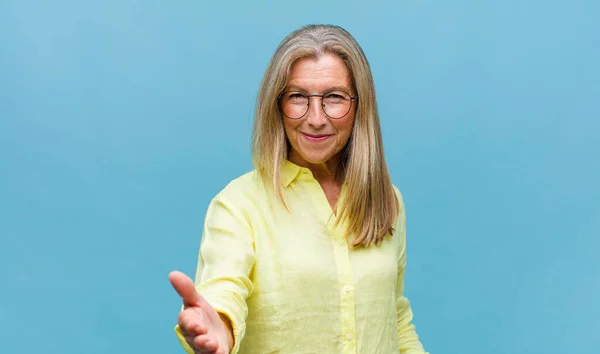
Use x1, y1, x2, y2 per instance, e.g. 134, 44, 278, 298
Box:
289, 151, 343, 186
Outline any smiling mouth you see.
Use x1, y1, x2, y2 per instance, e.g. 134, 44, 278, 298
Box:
302, 133, 331, 142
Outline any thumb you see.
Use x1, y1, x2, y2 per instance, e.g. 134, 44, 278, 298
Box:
169, 270, 202, 308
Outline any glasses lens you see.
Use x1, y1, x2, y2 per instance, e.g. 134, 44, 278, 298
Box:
279, 91, 353, 119
322, 91, 352, 119
280, 92, 308, 119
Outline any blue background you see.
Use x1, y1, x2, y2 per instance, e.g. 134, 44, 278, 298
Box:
1, 1, 598, 353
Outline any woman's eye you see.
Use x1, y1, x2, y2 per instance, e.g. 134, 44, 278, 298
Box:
287, 93, 307, 102
325, 93, 345, 102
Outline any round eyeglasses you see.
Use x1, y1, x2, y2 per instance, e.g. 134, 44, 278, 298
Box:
278, 90, 358, 119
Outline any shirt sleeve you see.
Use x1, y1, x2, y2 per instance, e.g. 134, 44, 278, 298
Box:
395, 189, 429, 354
174, 191, 256, 354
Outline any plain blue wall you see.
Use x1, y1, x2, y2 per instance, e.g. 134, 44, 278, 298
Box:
1, 1, 599, 353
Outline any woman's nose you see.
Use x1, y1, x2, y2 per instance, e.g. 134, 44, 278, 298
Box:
305, 97, 328, 127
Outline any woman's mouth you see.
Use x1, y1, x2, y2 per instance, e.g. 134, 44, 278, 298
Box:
302, 133, 331, 142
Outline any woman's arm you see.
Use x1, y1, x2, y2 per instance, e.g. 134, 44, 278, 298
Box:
395, 189, 429, 354
175, 190, 256, 354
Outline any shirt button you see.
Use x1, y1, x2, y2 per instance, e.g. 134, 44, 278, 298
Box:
338, 240, 345, 247
346, 333, 353, 341
343, 285, 351, 292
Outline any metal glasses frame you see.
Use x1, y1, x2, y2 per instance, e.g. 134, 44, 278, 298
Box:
277, 90, 359, 119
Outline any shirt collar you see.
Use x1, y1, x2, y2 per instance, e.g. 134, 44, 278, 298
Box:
281, 160, 307, 187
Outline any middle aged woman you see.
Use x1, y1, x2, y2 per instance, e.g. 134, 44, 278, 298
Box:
169, 24, 429, 354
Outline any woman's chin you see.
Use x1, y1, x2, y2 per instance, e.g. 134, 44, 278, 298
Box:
297, 152, 333, 165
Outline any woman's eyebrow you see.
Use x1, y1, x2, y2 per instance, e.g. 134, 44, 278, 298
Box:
285, 85, 352, 93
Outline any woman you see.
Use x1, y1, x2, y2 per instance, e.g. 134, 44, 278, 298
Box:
169, 24, 428, 354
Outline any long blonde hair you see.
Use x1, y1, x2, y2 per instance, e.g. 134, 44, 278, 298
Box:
251, 24, 399, 247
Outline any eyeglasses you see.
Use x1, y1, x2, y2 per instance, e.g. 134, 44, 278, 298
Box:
277, 90, 358, 119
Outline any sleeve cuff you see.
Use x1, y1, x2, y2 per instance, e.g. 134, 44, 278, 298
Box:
210, 297, 247, 354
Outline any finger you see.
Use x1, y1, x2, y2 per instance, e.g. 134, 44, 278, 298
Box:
185, 335, 209, 353
178, 308, 208, 335
192, 334, 218, 352
184, 334, 196, 347
169, 270, 202, 308
180, 322, 207, 337
185, 333, 217, 354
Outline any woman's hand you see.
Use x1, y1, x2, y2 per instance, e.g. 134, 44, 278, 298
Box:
169, 271, 234, 354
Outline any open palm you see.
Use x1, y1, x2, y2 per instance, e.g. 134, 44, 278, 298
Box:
169, 271, 232, 354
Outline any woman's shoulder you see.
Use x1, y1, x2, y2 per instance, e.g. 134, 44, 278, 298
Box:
391, 184, 405, 210
390, 183, 407, 234
211, 169, 269, 205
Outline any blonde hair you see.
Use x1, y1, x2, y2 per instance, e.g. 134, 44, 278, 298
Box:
251, 24, 399, 247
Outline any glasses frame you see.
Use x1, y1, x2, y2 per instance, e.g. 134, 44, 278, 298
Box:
277, 90, 359, 120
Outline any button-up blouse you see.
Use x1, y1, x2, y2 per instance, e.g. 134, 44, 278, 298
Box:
175, 161, 428, 353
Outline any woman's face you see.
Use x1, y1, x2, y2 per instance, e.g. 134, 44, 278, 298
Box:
281, 54, 356, 167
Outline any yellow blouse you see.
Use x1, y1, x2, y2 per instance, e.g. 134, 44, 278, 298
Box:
175, 161, 428, 353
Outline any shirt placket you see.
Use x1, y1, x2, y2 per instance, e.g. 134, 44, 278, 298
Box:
303, 173, 357, 353
331, 231, 357, 354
